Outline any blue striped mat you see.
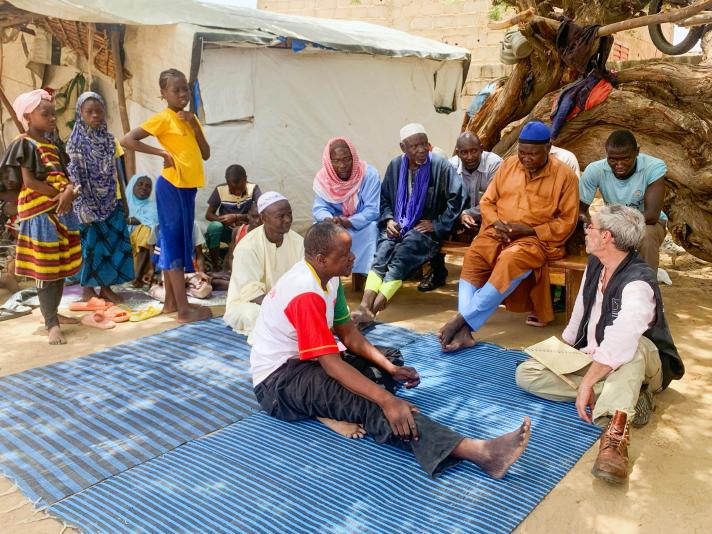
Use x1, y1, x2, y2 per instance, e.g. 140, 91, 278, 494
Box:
0, 318, 418, 506
46, 335, 601, 534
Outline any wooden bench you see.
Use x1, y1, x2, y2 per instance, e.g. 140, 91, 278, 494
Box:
440, 240, 587, 321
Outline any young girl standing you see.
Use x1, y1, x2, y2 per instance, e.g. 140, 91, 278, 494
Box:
121, 68, 211, 323
0, 89, 81, 344
66, 91, 134, 303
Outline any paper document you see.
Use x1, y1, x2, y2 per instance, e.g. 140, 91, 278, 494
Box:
523, 336, 592, 389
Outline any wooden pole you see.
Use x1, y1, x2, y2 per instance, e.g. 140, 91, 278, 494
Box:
488, 7, 534, 30
87, 23, 94, 88
109, 26, 134, 176
486, 0, 712, 37
597, 0, 712, 36
0, 85, 25, 133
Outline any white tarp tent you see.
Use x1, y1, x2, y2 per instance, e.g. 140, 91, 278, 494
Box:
3, 0, 470, 229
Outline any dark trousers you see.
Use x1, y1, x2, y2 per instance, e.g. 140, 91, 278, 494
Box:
371, 230, 440, 283
37, 279, 65, 329
254, 348, 463, 477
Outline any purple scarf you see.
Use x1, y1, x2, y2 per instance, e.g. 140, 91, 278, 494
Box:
394, 153, 431, 236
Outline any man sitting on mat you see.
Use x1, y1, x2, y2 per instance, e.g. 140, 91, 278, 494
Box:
438, 121, 579, 352
250, 221, 531, 479
515, 204, 683, 484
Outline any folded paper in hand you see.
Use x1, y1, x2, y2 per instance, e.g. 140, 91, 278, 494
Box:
524, 336, 592, 388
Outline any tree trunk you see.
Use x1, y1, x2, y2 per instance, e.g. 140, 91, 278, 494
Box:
493, 61, 712, 263
470, 1, 712, 261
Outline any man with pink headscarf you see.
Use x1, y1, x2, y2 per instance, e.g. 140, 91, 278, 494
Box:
312, 137, 380, 283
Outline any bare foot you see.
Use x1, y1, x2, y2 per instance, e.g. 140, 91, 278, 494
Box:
438, 314, 466, 349
456, 417, 531, 479
81, 286, 98, 301
40, 314, 81, 325
372, 293, 388, 314
162, 303, 177, 314
525, 315, 548, 327
47, 325, 67, 345
443, 324, 476, 353
176, 305, 212, 323
99, 286, 123, 303
317, 417, 366, 439
350, 306, 375, 326
58, 314, 80, 325
131, 278, 144, 288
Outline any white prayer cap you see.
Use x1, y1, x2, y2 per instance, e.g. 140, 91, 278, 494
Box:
257, 191, 288, 214
400, 123, 427, 141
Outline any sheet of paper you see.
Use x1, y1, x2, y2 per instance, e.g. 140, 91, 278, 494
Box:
524, 336, 592, 386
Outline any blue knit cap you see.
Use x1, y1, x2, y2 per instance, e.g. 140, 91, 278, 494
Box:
519, 121, 551, 144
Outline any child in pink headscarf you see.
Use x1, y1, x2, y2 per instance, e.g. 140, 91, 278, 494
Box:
0, 89, 82, 344
312, 137, 381, 280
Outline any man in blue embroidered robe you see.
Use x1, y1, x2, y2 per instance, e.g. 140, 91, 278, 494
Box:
351, 123, 465, 326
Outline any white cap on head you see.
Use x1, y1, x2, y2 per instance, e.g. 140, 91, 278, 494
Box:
257, 191, 288, 214
400, 123, 427, 142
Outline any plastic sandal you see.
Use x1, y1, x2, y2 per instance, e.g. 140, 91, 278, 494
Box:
69, 297, 111, 312
129, 305, 162, 322
105, 305, 131, 323
80, 311, 116, 329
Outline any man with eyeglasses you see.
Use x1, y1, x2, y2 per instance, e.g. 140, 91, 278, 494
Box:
515, 204, 683, 484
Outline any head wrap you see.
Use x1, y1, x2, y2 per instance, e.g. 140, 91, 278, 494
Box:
12, 89, 52, 129
125, 174, 158, 228
65, 91, 118, 224
257, 191, 288, 214
399, 123, 427, 142
519, 121, 551, 144
313, 137, 367, 217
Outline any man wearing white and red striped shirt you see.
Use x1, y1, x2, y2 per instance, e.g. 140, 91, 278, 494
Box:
251, 221, 531, 479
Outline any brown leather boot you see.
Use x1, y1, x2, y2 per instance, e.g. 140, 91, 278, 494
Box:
591, 410, 630, 484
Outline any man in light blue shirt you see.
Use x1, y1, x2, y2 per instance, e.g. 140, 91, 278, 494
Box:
579, 130, 667, 269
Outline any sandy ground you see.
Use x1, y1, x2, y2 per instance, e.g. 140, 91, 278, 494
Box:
0, 251, 710, 533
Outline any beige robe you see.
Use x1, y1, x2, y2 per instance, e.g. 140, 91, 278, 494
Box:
223, 226, 304, 335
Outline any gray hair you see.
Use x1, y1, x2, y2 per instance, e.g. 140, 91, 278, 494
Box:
597, 204, 645, 252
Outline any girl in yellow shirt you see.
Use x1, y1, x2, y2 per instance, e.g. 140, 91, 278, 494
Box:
121, 68, 211, 324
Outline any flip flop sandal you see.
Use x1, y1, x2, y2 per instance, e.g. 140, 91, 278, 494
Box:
525, 315, 548, 327
105, 305, 131, 323
81, 311, 116, 330
69, 297, 110, 312
129, 305, 163, 322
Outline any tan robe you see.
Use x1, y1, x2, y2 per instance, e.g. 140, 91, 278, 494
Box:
461, 155, 579, 323
224, 226, 304, 335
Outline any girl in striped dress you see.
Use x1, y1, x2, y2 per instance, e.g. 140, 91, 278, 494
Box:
0, 89, 82, 344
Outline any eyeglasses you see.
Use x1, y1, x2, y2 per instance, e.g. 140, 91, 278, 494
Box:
584, 222, 604, 232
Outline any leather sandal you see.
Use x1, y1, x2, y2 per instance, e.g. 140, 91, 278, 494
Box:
417, 272, 447, 292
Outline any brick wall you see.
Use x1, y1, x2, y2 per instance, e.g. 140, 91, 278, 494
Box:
258, 1, 665, 108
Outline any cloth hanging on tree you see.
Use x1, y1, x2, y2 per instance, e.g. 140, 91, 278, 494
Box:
555, 17, 614, 79
550, 73, 613, 139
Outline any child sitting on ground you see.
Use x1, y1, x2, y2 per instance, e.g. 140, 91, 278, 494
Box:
204, 164, 261, 271
126, 174, 158, 286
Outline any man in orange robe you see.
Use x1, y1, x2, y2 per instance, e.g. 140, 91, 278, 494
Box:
439, 121, 579, 351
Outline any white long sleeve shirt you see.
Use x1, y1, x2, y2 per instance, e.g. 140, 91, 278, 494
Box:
562, 266, 656, 370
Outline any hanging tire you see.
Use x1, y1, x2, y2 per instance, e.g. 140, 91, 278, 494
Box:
648, 0, 705, 55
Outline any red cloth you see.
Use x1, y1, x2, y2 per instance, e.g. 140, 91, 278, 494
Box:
313, 137, 366, 217
284, 292, 339, 360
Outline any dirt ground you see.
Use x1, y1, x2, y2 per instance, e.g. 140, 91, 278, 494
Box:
0, 250, 710, 533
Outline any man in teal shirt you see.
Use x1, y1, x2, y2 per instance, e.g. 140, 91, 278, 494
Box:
579, 130, 667, 269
